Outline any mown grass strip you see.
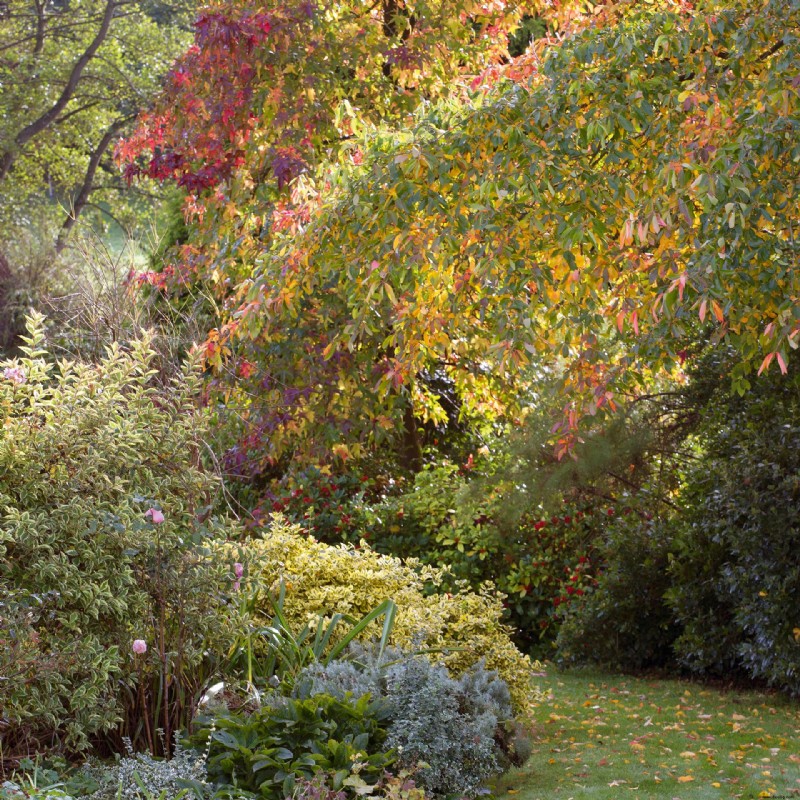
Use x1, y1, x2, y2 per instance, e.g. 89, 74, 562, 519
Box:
495, 667, 800, 800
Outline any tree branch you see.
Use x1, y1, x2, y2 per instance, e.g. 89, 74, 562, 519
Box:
0, 0, 119, 184
56, 116, 130, 252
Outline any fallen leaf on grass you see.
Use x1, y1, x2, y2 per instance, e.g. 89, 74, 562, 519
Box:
677, 776, 695, 783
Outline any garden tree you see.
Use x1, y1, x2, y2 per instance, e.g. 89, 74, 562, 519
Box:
210, 0, 799, 467
116, 0, 541, 292
119, 0, 543, 474
123, 0, 799, 472
0, 0, 191, 251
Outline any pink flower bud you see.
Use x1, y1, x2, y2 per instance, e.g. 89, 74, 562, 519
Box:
233, 562, 244, 578
145, 508, 165, 524
132, 639, 147, 654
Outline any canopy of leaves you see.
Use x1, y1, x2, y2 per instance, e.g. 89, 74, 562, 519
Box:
221, 0, 799, 461
121, 0, 799, 471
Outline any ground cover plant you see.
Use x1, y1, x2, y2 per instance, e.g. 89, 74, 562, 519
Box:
494, 668, 800, 800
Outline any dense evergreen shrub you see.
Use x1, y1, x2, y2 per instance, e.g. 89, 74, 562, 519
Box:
0, 315, 239, 754
554, 511, 678, 671
667, 362, 800, 693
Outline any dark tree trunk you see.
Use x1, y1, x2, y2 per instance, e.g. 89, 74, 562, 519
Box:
56, 117, 129, 252
401, 394, 423, 473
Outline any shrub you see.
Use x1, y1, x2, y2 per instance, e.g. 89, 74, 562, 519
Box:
188, 693, 393, 799
667, 361, 800, 693
263, 467, 375, 546
293, 660, 380, 704
261, 461, 604, 656
0, 314, 240, 755
291, 648, 521, 797
554, 510, 679, 671
230, 517, 539, 713
383, 658, 505, 797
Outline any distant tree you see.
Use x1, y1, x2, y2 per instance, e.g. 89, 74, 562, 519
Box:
0, 0, 191, 252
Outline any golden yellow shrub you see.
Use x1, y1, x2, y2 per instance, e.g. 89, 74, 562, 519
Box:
232, 516, 541, 712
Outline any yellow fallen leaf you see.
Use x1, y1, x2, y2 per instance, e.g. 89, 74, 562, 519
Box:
712, 782, 721, 788
506, 791, 519, 795
677, 776, 695, 783
680, 751, 697, 758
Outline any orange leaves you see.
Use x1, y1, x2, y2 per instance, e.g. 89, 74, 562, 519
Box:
618, 215, 635, 248
758, 351, 788, 376
697, 297, 724, 324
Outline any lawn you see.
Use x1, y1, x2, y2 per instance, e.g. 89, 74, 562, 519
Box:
494, 667, 800, 800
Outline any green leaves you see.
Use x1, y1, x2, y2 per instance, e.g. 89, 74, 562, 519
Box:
191, 694, 394, 798
0, 315, 238, 753
0, 0, 191, 241
229, 578, 398, 693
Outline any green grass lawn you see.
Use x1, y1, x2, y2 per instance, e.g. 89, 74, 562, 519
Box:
494, 667, 800, 800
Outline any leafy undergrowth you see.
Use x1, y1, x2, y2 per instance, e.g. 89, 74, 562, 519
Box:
494, 667, 800, 800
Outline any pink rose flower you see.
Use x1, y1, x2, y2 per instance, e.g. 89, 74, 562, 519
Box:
145, 508, 165, 524
132, 639, 147, 654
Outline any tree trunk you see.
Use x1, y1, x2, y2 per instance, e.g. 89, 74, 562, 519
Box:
400, 393, 423, 473
56, 117, 129, 252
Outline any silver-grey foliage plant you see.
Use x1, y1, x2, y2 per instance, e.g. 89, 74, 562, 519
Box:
295, 647, 513, 797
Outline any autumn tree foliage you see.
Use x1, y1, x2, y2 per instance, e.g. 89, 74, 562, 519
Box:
124, 0, 800, 470
119, 0, 536, 471
118, 0, 527, 265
